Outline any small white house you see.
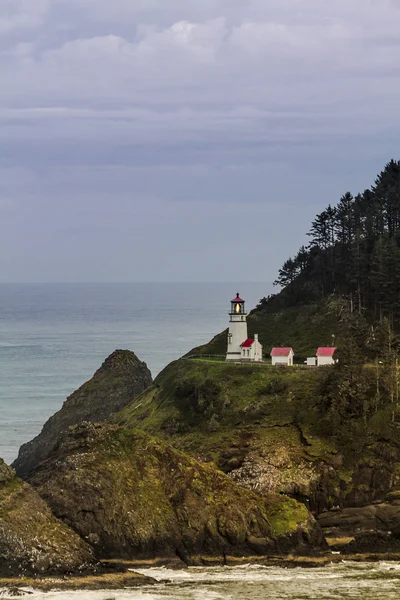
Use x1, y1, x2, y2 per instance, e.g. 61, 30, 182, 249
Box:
306, 357, 317, 366
271, 347, 294, 366
240, 334, 263, 362
317, 347, 336, 366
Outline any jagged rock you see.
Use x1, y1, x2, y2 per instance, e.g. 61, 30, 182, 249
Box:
28, 423, 325, 563
0, 466, 94, 576
13, 350, 152, 478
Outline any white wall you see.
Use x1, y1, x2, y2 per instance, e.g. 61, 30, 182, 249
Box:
317, 356, 335, 366
239, 338, 263, 362
272, 351, 294, 366
253, 339, 263, 362
226, 316, 248, 360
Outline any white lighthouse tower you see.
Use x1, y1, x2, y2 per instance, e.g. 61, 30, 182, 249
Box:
226, 293, 263, 362
226, 293, 248, 361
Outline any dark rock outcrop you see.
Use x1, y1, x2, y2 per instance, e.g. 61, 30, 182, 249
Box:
339, 531, 400, 554
13, 350, 152, 478
28, 423, 325, 563
0, 460, 94, 576
318, 499, 400, 538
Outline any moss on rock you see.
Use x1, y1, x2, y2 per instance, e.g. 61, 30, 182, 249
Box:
0, 464, 94, 576
28, 423, 324, 562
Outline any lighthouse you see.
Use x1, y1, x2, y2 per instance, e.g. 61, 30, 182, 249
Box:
226, 294, 263, 362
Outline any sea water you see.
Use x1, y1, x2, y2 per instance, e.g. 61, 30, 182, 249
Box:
0, 282, 270, 464
7, 563, 400, 599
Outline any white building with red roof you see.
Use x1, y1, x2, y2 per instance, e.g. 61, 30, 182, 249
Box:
271, 347, 294, 366
240, 334, 263, 362
317, 347, 336, 366
226, 293, 263, 362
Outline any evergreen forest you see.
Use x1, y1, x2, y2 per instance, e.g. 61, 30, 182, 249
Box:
272, 160, 400, 325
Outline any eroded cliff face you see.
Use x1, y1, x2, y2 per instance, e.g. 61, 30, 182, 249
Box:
0, 459, 94, 576
27, 423, 325, 563
13, 350, 152, 478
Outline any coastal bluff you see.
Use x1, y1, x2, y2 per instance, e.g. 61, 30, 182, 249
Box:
13, 350, 152, 478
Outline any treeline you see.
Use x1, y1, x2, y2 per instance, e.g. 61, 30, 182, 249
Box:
273, 160, 400, 325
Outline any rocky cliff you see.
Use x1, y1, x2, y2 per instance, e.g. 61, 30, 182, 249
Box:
28, 423, 325, 563
13, 350, 152, 478
0, 458, 94, 576
115, 359, 400, 538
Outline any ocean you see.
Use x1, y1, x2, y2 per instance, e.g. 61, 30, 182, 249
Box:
0, 282, 271, 465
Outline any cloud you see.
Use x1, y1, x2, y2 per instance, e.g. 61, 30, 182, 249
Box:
0, 0, 50, 34
1, 0, 400, 281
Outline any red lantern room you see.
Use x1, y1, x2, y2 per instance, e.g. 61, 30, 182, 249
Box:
230, 293, 245, 316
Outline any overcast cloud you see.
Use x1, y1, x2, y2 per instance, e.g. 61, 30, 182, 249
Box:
1, 0, 400, 282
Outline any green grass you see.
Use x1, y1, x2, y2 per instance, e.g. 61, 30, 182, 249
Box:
114, 359, 334, 474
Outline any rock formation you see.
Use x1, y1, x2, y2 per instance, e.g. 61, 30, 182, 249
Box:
13, 350, 152, 478
115, 358, 400, 542
0, 459, 94, 576
318, 495, 400, 538
28, 423, 325, 563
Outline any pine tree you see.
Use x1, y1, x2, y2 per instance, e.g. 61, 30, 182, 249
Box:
274, 258, 299, 288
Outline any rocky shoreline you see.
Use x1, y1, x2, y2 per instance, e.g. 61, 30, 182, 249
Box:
4, 552, 400, 594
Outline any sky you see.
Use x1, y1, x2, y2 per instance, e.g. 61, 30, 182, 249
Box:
1, 0, 400, 282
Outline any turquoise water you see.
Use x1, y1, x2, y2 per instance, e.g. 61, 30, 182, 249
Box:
10, 563, 400, 599
0, 282, 270, 464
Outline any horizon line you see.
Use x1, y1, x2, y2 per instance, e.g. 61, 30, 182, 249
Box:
0, 280, 274, 285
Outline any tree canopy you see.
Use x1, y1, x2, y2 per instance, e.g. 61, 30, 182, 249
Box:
274, 160, 400, 326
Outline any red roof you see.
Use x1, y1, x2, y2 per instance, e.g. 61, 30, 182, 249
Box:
317, 347, 336, 357
241, 339, 255, 348
231, 293, 245, 303
271, 348, 293, 357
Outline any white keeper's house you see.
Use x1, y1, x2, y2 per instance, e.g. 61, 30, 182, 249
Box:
316, 347, 336, 366
271, 347, 294, 366
226, 293, 263, 362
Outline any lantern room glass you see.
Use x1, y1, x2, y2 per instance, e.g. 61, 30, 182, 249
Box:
231, 301, 245, 315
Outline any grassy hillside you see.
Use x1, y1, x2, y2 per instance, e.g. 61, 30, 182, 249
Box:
117, 358, 328, 449
115, 359, 400, 514
115, 360, 336, 500
188, 296, 343, 360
